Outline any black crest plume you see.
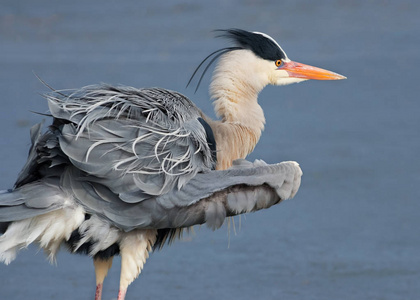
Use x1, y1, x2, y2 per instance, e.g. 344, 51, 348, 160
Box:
187, 29, 286, 92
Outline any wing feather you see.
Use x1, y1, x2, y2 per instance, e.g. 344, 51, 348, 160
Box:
46, 85, 216, 200
1, 84, 303, 234
58, 159, 301, 231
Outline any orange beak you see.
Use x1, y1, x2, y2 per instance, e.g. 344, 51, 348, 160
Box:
279, 61, 346, 80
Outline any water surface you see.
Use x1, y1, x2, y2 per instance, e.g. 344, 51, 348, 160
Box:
0, 1, 419, 299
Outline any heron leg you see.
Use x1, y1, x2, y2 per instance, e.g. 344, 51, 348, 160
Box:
117, 229, 157, 300
93, 257, 113, 300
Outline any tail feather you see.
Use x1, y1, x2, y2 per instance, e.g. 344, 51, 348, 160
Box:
0, 180, 65, 223
0, 181, 84, 264
0, 206, 85, 264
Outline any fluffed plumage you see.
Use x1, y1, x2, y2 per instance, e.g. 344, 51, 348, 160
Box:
0, 84, 302, 265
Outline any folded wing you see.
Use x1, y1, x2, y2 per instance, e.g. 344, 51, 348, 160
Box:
1, 84, 302, 234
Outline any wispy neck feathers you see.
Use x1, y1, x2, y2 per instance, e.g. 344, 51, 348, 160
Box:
206, 50, 269, 169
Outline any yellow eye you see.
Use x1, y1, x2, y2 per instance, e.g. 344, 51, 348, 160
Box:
275, 59, 282, 67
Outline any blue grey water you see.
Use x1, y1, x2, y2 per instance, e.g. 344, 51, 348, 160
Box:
0, 1, 419, 299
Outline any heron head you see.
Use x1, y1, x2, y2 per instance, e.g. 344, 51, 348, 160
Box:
188, 29, 346, 92
222, 29, 346, 86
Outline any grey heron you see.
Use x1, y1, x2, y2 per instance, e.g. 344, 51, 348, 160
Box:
0, 29, 345, 300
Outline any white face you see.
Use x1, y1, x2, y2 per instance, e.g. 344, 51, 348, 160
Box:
251, 32, 307, 86
215, 50, 308, 92
273, 67, 308, 86
262, 57, 308, 86
251, 32, 345, 85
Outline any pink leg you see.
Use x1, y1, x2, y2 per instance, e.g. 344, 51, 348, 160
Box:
117, 289, 127, 300
117, 229, 156, 300
93, 258, 113, 300
95, 283, 103, 300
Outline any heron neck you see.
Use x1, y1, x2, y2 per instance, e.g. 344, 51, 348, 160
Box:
206, 58, 266, 170
205, 118, 263, 170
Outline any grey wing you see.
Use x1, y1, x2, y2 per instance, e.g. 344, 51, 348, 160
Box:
0, 179, 66, 223
48, 86, 302, 231
1, 84, 303, 234
47, 85, 216, 201
0, 122, 68, 225
1, 84, 216, 228
159, 159, 302, 230
61, 158, 302, 232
